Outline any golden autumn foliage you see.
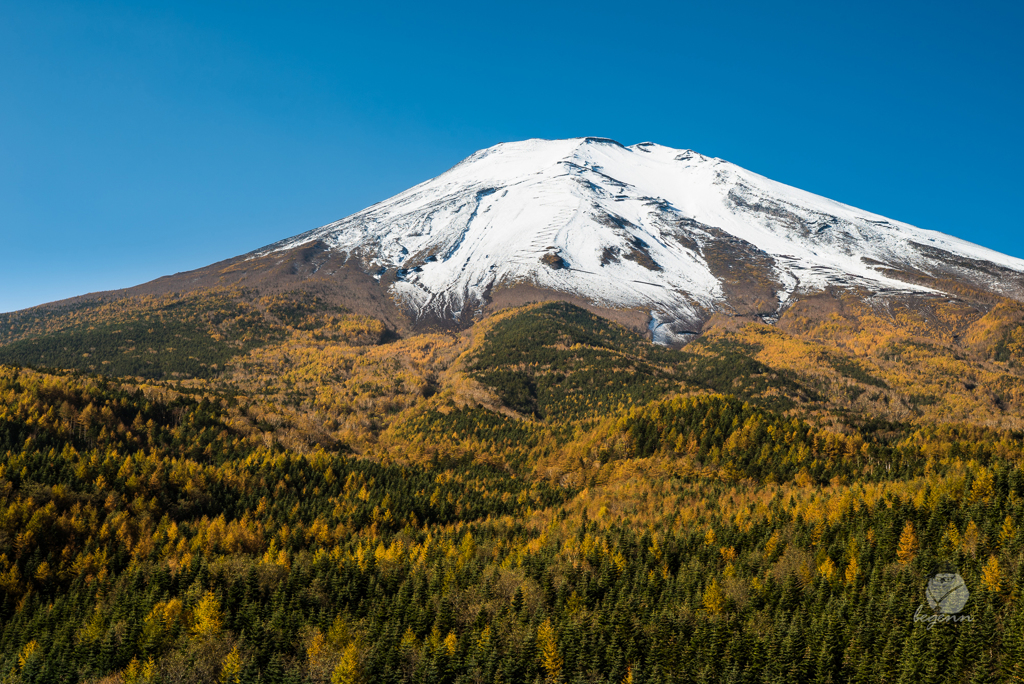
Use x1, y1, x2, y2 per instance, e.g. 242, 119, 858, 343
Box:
538, 618, 563, 682
123, 657, 158, 684
220, 647, 243, 684
330, 643, 362, 684
818, 556, 837, 582
703, 578, 725, 614
17, 640, 37, 671
999, 515, 1017, 549
844, 556, 859, 585
982, 555, 1003, 593
896, 521, 919, 566
191, 591, 223, 637
4, 296, 1024, 681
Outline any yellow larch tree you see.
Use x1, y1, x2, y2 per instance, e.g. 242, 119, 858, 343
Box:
762, 530, 781, 562
844, 555, 859, 584
818, 556, 837, 582
191, 591, 223, 638
331, 642, 362, 684
703, 579, 725, 614
981, 555, 1003, 593
537, 618, 563, 683
942, 522, 961, 553
220, 647, 244, 684
999, 516, 1017, 550
896, 520, 918, 566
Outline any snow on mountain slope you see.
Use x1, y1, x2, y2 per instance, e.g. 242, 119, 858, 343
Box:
254, 137, 1024, 342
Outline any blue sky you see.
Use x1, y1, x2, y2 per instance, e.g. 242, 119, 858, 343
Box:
2, 0, 1022, 313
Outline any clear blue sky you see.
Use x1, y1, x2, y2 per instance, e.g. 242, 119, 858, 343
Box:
2, 0, 1022, 313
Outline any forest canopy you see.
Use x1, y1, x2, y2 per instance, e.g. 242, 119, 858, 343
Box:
2, 297, 1024, 683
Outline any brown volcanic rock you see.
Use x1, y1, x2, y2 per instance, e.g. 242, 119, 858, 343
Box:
24, 242, 412, 334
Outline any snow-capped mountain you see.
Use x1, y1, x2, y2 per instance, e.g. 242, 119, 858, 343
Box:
254, 137, 1024, 343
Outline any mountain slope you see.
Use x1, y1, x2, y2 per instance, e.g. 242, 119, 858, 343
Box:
8, 141, 1024, 683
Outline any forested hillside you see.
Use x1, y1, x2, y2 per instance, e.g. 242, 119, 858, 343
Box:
3, 298, 1024, 683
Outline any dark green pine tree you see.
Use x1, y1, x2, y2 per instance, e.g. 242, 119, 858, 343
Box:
722, 658, 742, 684
812, 613, 842, 683
778, 609, 808, 683
696, 619, 724, 681
239, 657, 262, 684
920, 621, 951, 684
435, 596, 455, 636
969, 602, 1000, 684
896, 622, 927, 684
281, 663, 303, 684
585, 622, 605, 681
263, 652, 286, 684
723, 627, 748, 678
607, 632, 627, 684
122, 606, 143, 665
381, 618, 403, 682
778, 574, 801, 613
758, 612, 784, 684
851, 650, 875, 684
949, 620, 979, 682
512, 587, 525, 615
878, 617, 907, 679
744, 623, 767, 679
1003, 614, 1024, 682
19, 643, 43, 683
498, 643, 519, 683
98, 626, 118, 674
695, 659, 715, 684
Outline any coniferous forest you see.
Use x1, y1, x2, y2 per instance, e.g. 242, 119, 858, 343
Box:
3, 291, 1024, 683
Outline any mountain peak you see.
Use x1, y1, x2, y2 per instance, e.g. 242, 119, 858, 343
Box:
254, 138, 1024, 343
579, 136, 627, 147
